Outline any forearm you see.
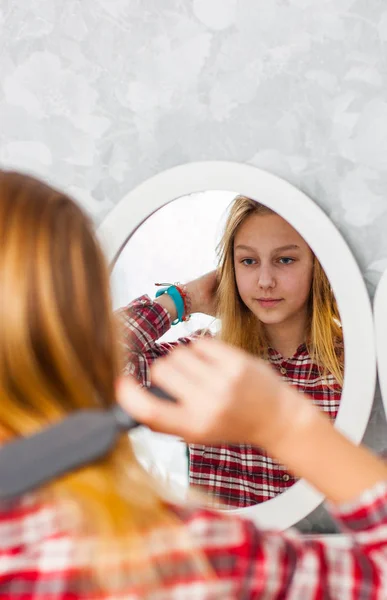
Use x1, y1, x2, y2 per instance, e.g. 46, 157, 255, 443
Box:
154, 294, 178, 321
264, 390, 387, 505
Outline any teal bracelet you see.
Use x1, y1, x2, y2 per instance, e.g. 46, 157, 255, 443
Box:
155, 285, 185, 325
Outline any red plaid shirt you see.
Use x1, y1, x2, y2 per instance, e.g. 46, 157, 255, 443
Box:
117, 296, 342, 508
1, 481, 387, 598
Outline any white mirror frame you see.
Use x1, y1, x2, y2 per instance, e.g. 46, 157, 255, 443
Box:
98, 161, 376, 530
374, 269, 387, 411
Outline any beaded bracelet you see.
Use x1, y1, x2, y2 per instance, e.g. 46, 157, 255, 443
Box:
175, 283, 192, 322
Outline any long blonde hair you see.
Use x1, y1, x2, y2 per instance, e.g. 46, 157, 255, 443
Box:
217, 196, 344, 386
0, 171, 207, 593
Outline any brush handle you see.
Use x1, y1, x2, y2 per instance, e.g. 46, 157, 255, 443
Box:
0, 385, 175, 501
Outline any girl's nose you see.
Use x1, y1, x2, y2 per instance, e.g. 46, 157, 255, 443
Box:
258, 265, 275, 289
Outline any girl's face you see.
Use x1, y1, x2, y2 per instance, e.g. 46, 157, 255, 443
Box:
233, 212, 314, 328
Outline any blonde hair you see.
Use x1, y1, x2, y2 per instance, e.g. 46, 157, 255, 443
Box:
0, 171, 208, 593
216, 195, 344, 386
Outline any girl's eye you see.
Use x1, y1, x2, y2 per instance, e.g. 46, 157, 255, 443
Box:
278, 257, 295, 265
241, 258, 256, 266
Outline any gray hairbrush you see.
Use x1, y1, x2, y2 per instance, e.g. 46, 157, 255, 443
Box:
0, 386, 175, 500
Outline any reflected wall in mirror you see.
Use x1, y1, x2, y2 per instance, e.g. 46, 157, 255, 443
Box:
112, 191, 344, 510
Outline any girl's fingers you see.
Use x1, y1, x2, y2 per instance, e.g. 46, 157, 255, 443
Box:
159, 344, 216, 384
116, 377, 187, 437
189, 337, 244, 368
150, 355, 203, 402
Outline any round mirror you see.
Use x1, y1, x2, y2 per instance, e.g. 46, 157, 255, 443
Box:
111, 190, 344, 508
98, 161, 376, 529
374, 269, 387, 414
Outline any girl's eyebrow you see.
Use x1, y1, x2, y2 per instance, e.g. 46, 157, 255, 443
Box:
234, 244, 301, 252
234, 244, 257, 252
273, 244, 301, 252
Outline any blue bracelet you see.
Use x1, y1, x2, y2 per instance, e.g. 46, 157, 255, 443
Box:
155, 285, 185, 325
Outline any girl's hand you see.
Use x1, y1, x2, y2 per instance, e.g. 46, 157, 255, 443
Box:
118, 339, 387, 506
117, 338, 312, 450
185, 271, 218, 317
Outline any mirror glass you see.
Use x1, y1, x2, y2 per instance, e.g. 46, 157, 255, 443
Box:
111, 190, 344, 510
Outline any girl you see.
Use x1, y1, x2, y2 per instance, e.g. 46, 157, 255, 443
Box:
118, 196, 344, 507
1, 169, 387, 599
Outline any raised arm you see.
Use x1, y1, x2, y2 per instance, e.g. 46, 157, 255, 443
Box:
115, 272, 218, 383
118, 338, 387, 598
118, 337, 387, 505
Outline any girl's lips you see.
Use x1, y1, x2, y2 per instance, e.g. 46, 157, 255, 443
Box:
256, 299, 283, 308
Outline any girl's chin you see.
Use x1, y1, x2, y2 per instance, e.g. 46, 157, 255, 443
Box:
251, 308, 287, 325
256, 316, 286, 326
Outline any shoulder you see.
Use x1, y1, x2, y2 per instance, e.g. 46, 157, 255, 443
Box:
0, 497, 79, 595
169, 503, 253, 556
0, 495, 63, 545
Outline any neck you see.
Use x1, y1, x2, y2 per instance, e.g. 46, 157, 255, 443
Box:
264, 309, 309, 359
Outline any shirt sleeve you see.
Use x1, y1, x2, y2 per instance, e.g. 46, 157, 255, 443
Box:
232, 480, 387, 598
115, 295, 206, 385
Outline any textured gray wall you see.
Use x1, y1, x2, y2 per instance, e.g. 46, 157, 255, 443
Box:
1, 0, 387, 531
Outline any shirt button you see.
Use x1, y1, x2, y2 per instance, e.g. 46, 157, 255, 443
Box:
280, 367, 287, 375
282, 473, 290, 482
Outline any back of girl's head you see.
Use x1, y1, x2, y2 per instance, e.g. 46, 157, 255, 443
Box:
0, 171, 208, 593
0, 171, 118, 438
216, 195, 343, 385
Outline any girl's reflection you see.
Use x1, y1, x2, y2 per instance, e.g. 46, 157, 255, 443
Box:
118, 195, 343, 507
